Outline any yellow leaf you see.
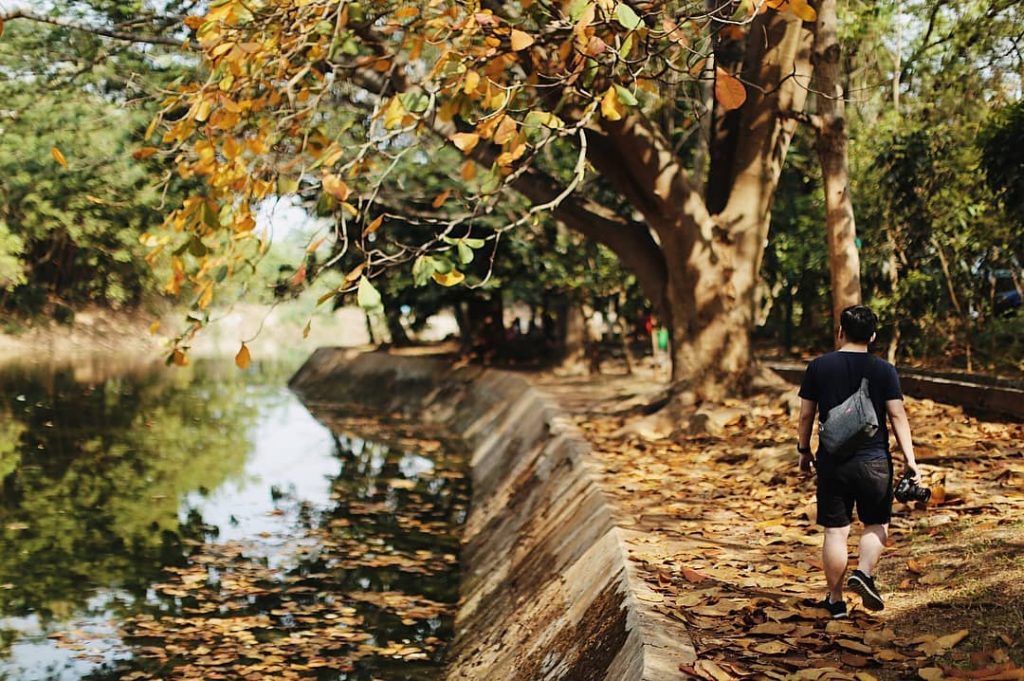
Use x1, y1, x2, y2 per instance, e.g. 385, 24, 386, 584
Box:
789, 0, 817, 22
149, 321, 161, 336
307, 236, 327, 253
463, 70, 481, 95
364, 214, 384, 236
600, 87, 624, 121
432, 270, 465, 286
383, 97, 406, 129
235, 343, 251, 369
51, 146, 68, 168
198, 284, 214, 310
715, 66, 747, 111
461, 160, 477, 181
918, 669, 943, 681
195, 98, 212, 122
510, 29, 535, 51
450, 132, 480, 153
322, 173, 350, 201
302, 320, 312, 338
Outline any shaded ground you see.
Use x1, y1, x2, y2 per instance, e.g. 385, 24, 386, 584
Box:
537, 366, 1024, 681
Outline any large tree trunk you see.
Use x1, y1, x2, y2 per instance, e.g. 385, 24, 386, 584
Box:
813, 0, 862, 342
588, 12, 813, 401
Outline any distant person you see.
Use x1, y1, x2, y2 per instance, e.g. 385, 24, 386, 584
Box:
796, 305, 921, 618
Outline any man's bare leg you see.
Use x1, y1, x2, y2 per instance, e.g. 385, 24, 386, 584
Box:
823, 525, 851, 602
857, 523, 888, 576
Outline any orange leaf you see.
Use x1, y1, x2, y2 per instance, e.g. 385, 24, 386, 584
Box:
235, 343, 251, 369
493, 116, 518, 144
132, 147, 159, 160
432, 189, 451, 208
451, 132, 480, 153
344, 262, 367, 284
789, 0, 817, 22
681, 567, 708, 584
364, 214, 384, 236
51, 146, 68, 168
714, 67, 746, 111
322, 173, 351, 201
289, 263, 307, 287
510, 29, 535, 51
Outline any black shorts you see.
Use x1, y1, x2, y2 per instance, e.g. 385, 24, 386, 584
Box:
816, 456, 893, 527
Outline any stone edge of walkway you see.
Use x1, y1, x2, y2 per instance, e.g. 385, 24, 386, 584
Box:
289, 348, 695, 681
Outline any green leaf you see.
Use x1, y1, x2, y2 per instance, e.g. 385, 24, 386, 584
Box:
399, 91, 430, 114
619, 33, 634, 59
567, 0, 592, 21
432, 256, 454, 274
357, 276, 382, 309
457, 241, 474, 264
614, 84, 638, 106
187, 237, 209, 257
412, 255, 435, 287
615, 4, 642, 31
277, 175, 299, 194
463, 237, 486, 248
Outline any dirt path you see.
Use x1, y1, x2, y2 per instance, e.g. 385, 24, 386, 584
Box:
536, 369, 1024, 680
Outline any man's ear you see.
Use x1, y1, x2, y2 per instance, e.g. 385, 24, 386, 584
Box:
870, 332, 877, 344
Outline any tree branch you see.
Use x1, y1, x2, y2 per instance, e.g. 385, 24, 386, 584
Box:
0, 9, 194, 49
779, 109, 823, 131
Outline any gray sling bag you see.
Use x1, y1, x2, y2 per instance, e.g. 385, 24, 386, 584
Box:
818, 355, 879, 461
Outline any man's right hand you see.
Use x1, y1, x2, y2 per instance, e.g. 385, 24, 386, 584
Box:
799, 452, 815, 475
906, 463, 921, 483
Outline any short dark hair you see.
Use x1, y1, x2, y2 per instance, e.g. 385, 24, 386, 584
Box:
840, 305, 877, 343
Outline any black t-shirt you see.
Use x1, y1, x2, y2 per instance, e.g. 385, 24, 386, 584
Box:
798, 351, 903, 460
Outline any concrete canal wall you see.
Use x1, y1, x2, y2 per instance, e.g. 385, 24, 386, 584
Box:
289, 349, 693, 681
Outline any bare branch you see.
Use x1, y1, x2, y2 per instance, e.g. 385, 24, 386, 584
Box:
0, 9, 194, 49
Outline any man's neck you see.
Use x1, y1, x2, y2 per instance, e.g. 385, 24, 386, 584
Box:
838, 342, 869, 353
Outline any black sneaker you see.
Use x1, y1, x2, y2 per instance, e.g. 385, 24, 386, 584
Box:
817, 595, 848, 619
848, 569, 885, 611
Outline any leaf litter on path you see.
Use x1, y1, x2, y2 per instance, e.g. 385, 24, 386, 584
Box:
540, 370, 1024, 680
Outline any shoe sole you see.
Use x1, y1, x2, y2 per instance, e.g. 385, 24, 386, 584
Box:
832, 611, 848, 619
848, 575, 885, 611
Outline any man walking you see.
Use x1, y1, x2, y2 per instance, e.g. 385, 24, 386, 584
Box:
796, 305, 921, 618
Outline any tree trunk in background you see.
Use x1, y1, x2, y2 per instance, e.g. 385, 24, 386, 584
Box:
559, 300, 587, 370
385, 307, 411, 346
885, 225, 901, 363
813, 0, 862, 344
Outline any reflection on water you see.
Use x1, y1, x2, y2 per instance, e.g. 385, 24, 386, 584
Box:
0, 360, 467, 680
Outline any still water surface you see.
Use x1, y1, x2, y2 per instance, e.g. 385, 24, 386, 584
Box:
0, 359, 466, 680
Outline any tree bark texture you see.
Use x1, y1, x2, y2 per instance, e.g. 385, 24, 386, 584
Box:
587, 12, 813, 400
813, 0, 863, 343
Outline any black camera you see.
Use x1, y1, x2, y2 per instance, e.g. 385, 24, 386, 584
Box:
894, 471, 931, 504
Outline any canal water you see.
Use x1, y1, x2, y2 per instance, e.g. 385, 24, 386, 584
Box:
0, 359, 468, 680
